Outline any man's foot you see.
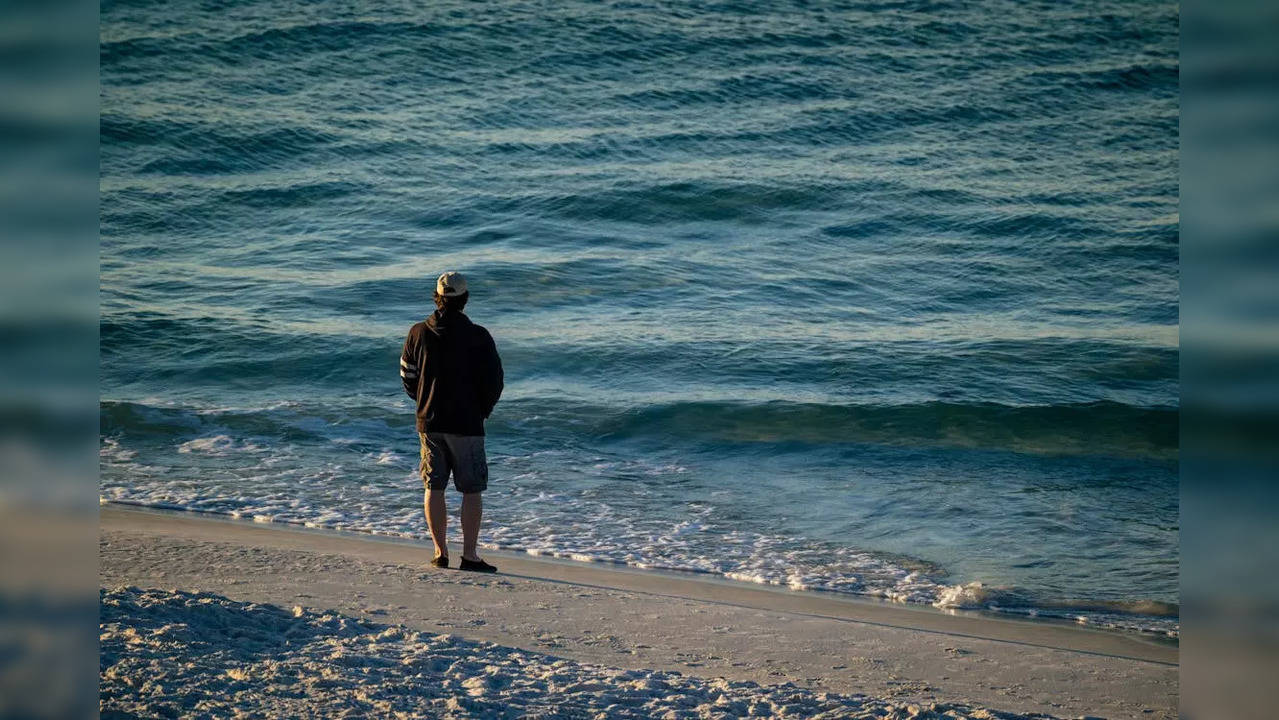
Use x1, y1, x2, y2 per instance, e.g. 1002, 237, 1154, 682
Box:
458, 557, 497, 573
430, 554, 449, 569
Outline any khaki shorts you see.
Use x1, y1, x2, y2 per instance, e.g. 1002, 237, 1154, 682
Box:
419, 432, 488, 494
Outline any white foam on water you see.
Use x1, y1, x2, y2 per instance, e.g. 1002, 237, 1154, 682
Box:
372, 451, 401, 465
177, 435, 265, 456
933, 582, 992, 610
100, 436, 137, 462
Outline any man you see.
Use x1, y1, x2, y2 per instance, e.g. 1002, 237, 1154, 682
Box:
400, 271, 503, 572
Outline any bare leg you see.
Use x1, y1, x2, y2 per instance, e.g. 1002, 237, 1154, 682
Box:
425, 488, 448, 558
460, 492, 482, 561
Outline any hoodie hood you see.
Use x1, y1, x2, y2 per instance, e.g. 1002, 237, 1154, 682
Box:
426, 308, 469, 337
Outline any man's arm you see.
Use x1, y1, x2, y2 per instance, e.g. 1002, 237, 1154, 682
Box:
400, 329, 420, 399
480, 330, 503, 419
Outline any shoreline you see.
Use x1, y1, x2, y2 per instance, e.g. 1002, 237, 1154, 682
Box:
100, 499, 1179, 645
100, 504, 1177, 718
100, 502, 1178, 663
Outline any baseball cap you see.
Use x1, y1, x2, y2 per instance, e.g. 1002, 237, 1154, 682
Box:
436, 271, 468, 297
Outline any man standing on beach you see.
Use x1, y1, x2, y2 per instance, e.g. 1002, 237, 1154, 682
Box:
400, 271, 504, 572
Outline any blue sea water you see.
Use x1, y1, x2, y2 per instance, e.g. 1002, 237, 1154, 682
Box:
100, 0, 1179, 636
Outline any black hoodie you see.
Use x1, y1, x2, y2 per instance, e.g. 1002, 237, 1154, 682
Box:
400, 309, 503, 435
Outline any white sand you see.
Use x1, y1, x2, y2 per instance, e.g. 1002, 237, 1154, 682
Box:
99, 506, 1177, 719
102, 586, 1056, 719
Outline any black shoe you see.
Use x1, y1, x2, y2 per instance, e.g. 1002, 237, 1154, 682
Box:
430, 554, 449, 569
459, 557, 497, 573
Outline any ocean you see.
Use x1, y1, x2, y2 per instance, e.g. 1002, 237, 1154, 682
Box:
100, 0, 1179, 637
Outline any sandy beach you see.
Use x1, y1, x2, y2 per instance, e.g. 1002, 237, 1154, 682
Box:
100, 505, 1176, 718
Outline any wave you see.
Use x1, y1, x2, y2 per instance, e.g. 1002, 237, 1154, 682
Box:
100, 308, 1177, 460
101, 20, 448, 65
100, 393, 1176, 461
469, 180, 842, 225
102, 310, 1177, 380
932, 581, 1179, 636
934, 582, 1178, 617
583, 399, 1176, 459
213, 180, 365, 209
1024, 62, 1179, 93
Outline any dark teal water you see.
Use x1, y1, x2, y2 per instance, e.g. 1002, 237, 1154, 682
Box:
100, 0, 1179, 635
